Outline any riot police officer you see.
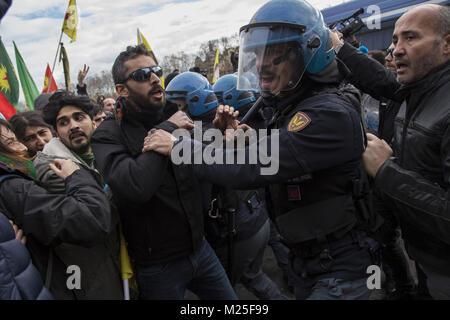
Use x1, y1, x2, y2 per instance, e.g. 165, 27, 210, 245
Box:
146, 0, 376, 300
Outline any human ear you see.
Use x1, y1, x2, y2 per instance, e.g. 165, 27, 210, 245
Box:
115, 84, 129, 98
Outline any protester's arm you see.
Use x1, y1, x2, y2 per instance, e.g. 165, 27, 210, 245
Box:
329, 31, 402, 102
0, 168, 112, 248
91, 121, 170, 204
371, 126, 450, 245
34, 153, 66, 193
76, 64, 89, 96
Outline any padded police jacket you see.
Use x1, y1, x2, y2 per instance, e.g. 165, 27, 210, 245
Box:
338, 42, 450, 271
185, 87, 365, 245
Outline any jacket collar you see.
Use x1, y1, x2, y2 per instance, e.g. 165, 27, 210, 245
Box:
40, 138, 80, 164
397, 59, 450, 97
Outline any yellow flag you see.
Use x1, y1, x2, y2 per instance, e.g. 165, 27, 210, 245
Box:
212, 48, 220, 84
62, 0, 78, 42
137, 29, 165, 88
120, 227, 134, 281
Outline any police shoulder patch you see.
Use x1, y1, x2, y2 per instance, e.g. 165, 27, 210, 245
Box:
287, 111, 311, 132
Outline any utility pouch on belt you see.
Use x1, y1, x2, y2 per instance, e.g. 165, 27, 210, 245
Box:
275, 194, 357, 245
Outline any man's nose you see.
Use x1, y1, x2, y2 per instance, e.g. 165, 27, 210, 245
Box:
393, 43, 405, 58
150, 71, 161, 85
69, 120, 80, 131
36, 135, 46, 146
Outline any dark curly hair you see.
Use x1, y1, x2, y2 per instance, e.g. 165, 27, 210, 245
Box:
112, 44, 153, 85
42, 91, 95, 130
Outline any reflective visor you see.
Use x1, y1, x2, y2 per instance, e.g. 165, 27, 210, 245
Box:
237, 23, 320, 96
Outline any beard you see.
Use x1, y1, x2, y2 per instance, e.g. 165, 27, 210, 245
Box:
126, 84, 166, 112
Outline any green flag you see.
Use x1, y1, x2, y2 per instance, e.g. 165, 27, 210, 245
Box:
0, 38, 20, 110
14, 41, 39, 110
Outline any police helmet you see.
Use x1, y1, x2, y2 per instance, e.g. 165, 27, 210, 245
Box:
165, 72, 219, 118
213, 74, 256, 110
237, 0, 335, 96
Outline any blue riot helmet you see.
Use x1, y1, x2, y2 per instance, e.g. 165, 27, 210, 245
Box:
237, 0, 335, 97
213, 74, 256, 110
165, 72, 219, 118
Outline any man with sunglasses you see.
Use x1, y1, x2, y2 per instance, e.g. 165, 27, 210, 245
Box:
331, 4, 450, 299
91, 44, 237, 300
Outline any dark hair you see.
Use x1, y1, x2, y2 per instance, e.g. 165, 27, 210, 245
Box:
0, 119, 22, 157
368, 50, 386, 65
91, 104, 104, 117
9, 111, 53, 142
42, 91, 95, 129
34, 93, 52, 111
112, 44, 151, 85
0, 119, 32, 164
164, 70, 180, 88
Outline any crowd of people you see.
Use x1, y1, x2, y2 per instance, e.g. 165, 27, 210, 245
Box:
0, 0, 449, 301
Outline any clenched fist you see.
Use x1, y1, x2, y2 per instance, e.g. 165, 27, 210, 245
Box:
363, 133, 393, 178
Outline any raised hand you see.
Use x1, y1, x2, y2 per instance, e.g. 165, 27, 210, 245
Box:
213, 105, 240, 131
78, 64, 90, 86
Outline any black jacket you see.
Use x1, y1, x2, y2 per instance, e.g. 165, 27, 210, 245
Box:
338, 42, 450, 274
91, 113, 205, 267
0, 0, 11, 20
0, 163, 114, 299
0, 212, 53, 300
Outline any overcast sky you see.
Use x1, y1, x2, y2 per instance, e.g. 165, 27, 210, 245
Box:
0, 0, 349, 102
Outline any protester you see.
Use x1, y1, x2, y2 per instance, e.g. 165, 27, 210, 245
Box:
91, 104, 108, 128
384, 44, 396, 72
91, 44, 237, 300
332, 3, 450, 299
33, 92, 124, 299
76, 64, 90, 96
9, 111, 54, 157
0, 119, 113, 299
102, 98, 115, 112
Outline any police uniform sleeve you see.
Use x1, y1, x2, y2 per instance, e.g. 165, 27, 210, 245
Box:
186, 97, 364, 189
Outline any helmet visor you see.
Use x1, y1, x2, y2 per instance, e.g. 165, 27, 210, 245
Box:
237, 23, 319, 96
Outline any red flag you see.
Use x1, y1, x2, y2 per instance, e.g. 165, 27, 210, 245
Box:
0, 91, 18, 119
42, 64, 58, 93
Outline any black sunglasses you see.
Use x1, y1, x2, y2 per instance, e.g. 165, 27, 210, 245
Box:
122, 66, 163, 83
386, 48, 394, 57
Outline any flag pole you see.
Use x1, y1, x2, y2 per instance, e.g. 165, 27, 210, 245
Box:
46, 30, 63, 93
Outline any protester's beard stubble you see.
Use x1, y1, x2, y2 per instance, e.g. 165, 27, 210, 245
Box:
126, 84, 166, 112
